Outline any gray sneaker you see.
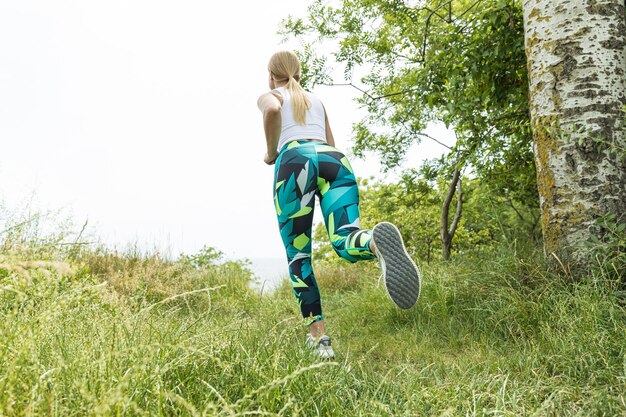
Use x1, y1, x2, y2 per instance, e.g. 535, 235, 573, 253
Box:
306, 334, 335, 359
372, 222, 421, 309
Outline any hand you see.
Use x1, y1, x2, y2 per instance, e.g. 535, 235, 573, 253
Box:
264, 152, 278, 165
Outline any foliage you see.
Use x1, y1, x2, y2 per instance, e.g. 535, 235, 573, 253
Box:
281, 0, 537, 211
314, 172, 539, 264
179, 245, 225, 269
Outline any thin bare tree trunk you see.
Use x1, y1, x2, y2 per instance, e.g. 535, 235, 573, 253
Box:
523, 0, 626, 265
441, 164, 462, 260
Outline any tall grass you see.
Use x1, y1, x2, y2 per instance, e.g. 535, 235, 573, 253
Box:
1, 230, 625, 415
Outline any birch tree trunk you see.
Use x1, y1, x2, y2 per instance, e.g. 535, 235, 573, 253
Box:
522, 0, 626, 265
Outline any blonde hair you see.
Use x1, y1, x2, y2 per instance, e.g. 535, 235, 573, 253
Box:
268, 51, 311, 125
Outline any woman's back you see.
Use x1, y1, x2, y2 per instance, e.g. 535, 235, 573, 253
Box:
274, 86, 326, 151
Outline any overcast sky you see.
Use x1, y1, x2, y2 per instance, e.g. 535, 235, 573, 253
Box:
0, 0, 454, 265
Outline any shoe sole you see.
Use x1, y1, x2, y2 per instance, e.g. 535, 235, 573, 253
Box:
372, 222, 421, 309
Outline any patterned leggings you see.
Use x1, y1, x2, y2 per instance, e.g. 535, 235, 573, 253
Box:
273, 140, 376, 324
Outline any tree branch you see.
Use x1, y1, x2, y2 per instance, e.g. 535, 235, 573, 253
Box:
442, 163, 462, 236
323, 82, 414, 102
449, 173, 462, 235
506, 197, 529, 224
441, 161, 462, 259
415, 132, 453, 150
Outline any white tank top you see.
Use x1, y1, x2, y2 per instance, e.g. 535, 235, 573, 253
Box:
275, 86, 327, 151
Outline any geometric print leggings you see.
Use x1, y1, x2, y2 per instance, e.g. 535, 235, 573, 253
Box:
273, 140, 376, 325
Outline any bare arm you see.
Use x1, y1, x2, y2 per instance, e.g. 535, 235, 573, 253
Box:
257, 92, 283, 164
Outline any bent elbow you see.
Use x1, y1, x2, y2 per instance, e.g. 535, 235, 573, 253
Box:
264, 105, 281, 117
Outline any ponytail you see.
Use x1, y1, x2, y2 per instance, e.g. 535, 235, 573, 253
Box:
285, 75, 311, 126
268, 51, 311, 125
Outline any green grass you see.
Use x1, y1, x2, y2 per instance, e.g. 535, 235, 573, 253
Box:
1, 247, 625, 416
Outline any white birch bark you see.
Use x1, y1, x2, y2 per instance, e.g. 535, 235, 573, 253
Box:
522, 0, 626, 263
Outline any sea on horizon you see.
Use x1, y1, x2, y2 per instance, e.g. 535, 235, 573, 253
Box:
247, 257, 289, 293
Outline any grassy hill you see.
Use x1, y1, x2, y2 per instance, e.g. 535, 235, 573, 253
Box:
1, 244, 625, 416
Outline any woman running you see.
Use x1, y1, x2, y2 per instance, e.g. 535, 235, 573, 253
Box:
257, 51, 421, 359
